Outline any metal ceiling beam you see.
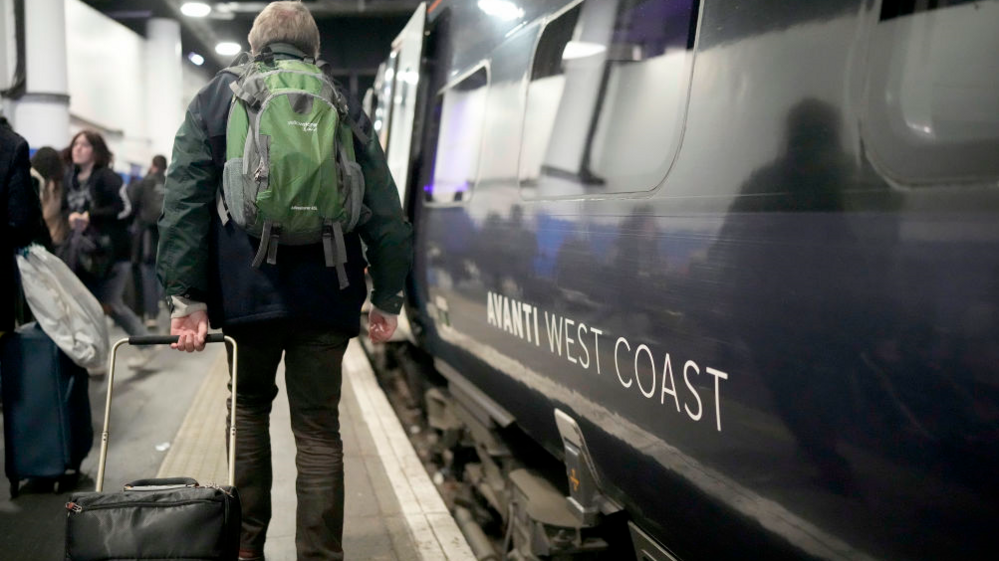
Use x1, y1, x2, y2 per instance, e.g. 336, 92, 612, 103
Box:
165, 1, 422, 67
214, 1, 424, 17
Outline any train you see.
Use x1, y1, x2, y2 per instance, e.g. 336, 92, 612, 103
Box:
364, 0, 999, 559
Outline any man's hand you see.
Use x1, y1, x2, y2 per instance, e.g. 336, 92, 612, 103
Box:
368, 307, 398, 344
171, 310, 209, 352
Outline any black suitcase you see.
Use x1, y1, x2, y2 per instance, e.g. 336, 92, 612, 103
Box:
0, 323, 93, 497
65, 334, 242, 561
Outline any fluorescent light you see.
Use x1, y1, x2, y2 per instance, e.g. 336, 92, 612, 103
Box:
562, 41, 606, 60
187, 52, 205, 66
215, 42, 241, 56
180, 2, 211, 18
477, 0, 524, 21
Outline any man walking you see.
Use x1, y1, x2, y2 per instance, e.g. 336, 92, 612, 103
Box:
156, 2, 412, 560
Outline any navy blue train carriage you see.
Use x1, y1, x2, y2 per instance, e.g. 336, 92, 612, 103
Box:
366, 1, 999, 559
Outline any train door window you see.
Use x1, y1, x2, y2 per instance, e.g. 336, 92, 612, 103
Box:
519, 0, 700, 199
862, 0, 999, 186
373, 52, 399, 151
423, 65, 489, 204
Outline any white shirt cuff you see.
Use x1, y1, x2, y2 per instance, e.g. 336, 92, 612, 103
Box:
170, 296, 208, 319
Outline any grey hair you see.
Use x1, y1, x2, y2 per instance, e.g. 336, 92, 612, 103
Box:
247, 1, 320, 59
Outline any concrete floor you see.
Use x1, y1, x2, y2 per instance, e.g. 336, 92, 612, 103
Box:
0, 318, 472, 560
0, 321, 212, 560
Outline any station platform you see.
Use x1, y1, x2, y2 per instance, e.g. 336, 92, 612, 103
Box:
0, 321, 474, 561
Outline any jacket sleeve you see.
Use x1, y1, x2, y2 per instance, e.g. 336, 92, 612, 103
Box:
350, 103, 413, 314
156, 92, 219, 303
5, 135, 44, 249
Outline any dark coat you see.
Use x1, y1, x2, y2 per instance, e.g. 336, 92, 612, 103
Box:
0, 118, 45, 331
63, 165, 131, 263
127, 170, 165, 228
157, 44, 412, 334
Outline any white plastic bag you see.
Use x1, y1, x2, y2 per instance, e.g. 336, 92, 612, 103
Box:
16, 244, 109, 369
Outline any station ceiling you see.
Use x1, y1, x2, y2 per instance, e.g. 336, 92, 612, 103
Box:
82, 0, 421, 72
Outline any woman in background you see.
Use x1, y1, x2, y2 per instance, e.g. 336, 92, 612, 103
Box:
63, 130, 155, 369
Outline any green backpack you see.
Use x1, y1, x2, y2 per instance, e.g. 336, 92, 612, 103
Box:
219, 53, 366, 288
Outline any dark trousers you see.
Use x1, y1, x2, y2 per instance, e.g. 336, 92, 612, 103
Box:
224, 321, 351, 560
87, 261, 148, 337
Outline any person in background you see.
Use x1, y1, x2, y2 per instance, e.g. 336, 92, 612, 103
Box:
157, 2, 412, 559
31, 147, 69, 248
127, 154, 167, 330
63, 130, 155, 369
1, 114, 45, 338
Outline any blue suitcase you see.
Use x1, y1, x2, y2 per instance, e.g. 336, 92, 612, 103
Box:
0, 323, 93, 497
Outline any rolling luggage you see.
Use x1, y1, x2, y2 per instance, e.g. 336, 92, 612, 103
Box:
0, 323, 93, 498
65, 334, 242, 561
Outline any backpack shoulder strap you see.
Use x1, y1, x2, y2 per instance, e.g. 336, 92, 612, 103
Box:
315, 60, 371, 147
226, 63, 270, 109
342, 111, 371, 147
217, 66, 240, 79
218, 52, 252, 78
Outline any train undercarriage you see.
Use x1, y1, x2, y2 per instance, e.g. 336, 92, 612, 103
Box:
360, 339, 669, 561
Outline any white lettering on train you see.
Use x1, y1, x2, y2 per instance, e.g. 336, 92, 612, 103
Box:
545, 312, 562, 356
485, 291, 730, 432
683, 360, 702, 421
615, 337, 632, 388
661, 353, 680, 412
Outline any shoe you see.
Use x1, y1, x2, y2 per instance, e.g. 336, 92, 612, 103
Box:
126, 347, 158, 370
238, 549, 264, 561
144, 318, 159, 331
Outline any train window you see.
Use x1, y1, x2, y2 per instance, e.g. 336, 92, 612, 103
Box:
862, 0, 999, 186
519, 0, 699, 199
423, 65, 489, 203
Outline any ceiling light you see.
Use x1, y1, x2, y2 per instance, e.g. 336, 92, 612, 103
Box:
562, 41, 606, 60
477, 0, 524, 21
187, 52, 205, 66
180, 2, 212, 18
215, 42, 241, 56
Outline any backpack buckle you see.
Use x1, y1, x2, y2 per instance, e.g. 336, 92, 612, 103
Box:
251, 221, 282, 268
254, 46, 276, 66
322, 219, 335, 268
266, 224, 281, 265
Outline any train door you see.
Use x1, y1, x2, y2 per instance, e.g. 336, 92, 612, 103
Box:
379, 3, 426, 211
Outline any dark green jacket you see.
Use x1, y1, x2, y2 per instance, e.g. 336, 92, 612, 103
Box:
157, 45, 412, 332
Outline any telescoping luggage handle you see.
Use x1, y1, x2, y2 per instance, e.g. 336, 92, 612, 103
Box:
95, 334, 238, 493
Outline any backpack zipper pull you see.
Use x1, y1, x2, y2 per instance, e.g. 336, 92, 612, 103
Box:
66, 502, 83, 514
